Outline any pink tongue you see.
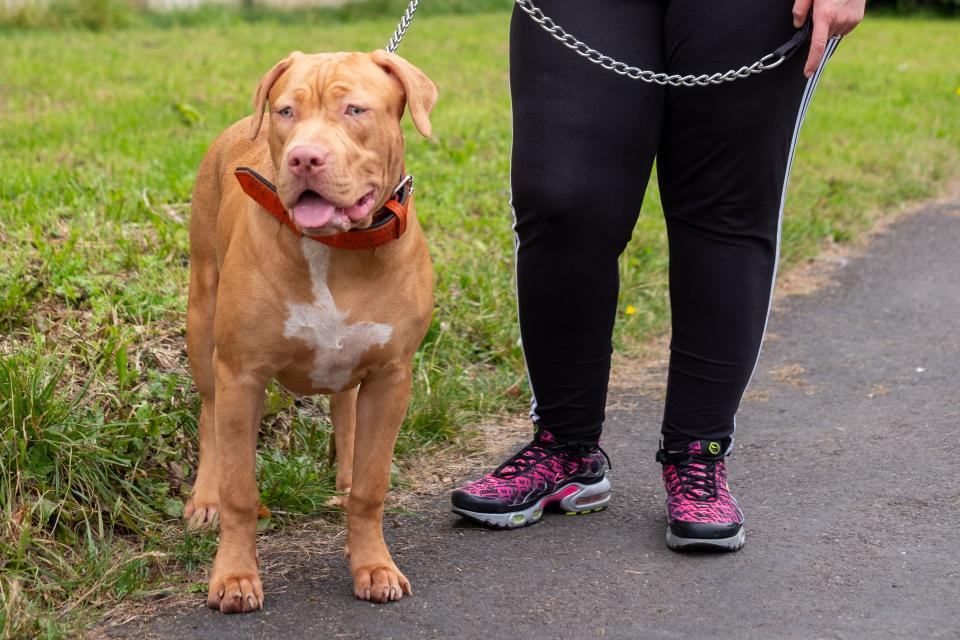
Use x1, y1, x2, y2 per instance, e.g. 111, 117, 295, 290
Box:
292, 192, 336, 228
345, 194, 375, 221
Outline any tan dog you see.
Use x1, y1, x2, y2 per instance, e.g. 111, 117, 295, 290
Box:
183, 50, 436, 612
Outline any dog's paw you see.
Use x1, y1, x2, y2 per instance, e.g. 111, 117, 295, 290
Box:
353, 564, 412, 603
185, 500, 269, 531
183, 498, 219, 532
325, 494, 349, 509
207, 572, 264, 614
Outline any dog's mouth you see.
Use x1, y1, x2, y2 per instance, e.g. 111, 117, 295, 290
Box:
291, 189, 377, 234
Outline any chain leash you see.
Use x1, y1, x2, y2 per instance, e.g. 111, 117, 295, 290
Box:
386, 0, 420, 53
515, 0, 790, 86
388, 0, 821, 86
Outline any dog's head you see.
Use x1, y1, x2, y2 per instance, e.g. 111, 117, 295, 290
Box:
250, 51, 437, 236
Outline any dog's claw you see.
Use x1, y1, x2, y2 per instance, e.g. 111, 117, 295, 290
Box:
184, 500, 220, 532
353, 565, 410, 604
207, 573, 264, 614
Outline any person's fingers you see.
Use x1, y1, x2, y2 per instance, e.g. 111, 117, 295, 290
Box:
838, 5, 865, 36
803, 17, 831, 78
792, 0, 813, 28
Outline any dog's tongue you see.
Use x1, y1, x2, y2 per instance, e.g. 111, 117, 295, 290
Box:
292, 192, 336, 228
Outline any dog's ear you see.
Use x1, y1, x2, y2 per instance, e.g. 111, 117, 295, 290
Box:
249, 52, 302, 139
371, 50, 438, 138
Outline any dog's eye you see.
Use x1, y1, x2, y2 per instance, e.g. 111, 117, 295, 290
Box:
345, 105, 367, 117
277, 107, 294, 119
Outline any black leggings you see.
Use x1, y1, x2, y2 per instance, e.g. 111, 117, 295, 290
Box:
510, 0, 837, 449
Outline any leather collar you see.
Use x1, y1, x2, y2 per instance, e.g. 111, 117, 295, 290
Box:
234, 166, 412, 250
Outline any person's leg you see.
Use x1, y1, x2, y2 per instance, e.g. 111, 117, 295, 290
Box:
511, 0, 665, 446
659, 1, 833, 447
655, 0, 839, 549
452, 0, 664, 527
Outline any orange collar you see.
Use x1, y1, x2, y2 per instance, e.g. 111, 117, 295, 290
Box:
234, 166, 412, 250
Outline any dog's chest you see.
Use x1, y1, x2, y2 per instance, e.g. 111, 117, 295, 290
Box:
282, 239, 393, 392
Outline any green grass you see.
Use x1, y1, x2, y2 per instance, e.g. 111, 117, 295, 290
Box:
1, 9, 958, 638
0, 0, 513, 31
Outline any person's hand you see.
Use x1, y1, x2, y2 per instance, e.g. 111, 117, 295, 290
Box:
792, 0, 865, 77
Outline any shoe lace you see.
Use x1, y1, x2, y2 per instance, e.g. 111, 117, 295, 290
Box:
674, 455, 718, 501
492, 439, 611, 479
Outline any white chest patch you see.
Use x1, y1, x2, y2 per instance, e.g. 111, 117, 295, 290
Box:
284, 239, 393, 391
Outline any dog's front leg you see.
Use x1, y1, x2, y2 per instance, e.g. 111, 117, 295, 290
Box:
206, 358, 267, 614
328, 386, 358, 507
348, 361, 413, 603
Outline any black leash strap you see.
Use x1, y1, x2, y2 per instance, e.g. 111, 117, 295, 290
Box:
772, 17, 814, 64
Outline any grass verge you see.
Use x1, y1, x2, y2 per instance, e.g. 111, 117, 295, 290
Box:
0, 10, 958, 638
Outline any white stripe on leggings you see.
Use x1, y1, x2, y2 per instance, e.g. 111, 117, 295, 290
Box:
734, 37, 842, 436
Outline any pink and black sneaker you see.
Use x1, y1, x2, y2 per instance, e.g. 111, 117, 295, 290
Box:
451, 430, 611, 528
656, 439, 745, 552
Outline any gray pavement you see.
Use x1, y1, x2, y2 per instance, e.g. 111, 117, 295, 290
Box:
131, 200, 960, 639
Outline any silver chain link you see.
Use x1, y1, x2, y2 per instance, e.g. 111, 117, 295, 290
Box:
388, 0, 789, 85
386, 0, 420, 53
513, 0, 787, 86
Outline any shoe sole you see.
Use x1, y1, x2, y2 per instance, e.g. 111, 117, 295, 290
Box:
452, 477, 612, 529
665, 526, 745, 552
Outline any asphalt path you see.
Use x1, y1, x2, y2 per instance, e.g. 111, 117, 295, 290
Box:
128, 200, 960, 639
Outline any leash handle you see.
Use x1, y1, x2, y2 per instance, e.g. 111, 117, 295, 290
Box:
771, 17, 814, 64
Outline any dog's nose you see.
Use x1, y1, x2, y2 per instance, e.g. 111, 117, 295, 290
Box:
287, 145, 330, 177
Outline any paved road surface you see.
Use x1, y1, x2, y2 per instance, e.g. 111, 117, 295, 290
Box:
130, 201, 960, 639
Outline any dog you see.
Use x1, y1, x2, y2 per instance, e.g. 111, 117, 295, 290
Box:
182, 49, 437, 612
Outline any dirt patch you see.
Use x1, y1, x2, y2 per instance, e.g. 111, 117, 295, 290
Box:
608, 334, 671, 399
768, 363, 817, 394
775, 186, 960, 303
867, 383, 891, 399
743, 388, 770, 403
397, 413, 531, 499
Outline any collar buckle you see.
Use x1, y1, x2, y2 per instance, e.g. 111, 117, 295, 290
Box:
393, 173, 414, 205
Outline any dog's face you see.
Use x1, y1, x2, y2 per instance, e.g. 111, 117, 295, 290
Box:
250, 51, 437, 236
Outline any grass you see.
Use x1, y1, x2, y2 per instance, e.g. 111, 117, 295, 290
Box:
0, 0, 514, 31
1, 7, 958, 638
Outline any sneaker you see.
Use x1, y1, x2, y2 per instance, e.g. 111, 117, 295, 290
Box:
451, 430, 611, 529
656, 439, 745, 552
